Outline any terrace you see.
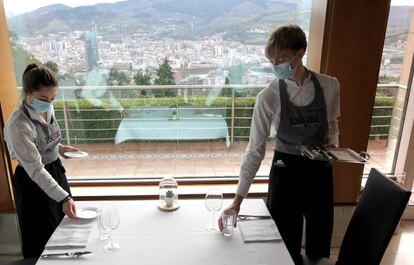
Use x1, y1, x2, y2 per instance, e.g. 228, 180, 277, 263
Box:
52, 84, 402, 180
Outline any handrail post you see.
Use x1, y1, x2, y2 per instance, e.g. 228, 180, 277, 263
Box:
61, 89, 71, 146
230, 86, 235, 148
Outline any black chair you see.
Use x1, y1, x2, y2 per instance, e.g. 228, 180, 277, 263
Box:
1, 257, 38, 265
302, 168, 411, 265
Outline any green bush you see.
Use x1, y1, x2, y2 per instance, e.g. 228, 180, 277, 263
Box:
53, 92, 395, 143
54, 97, 238, 143
370, 96, 394, 139
54, 100, 122, 143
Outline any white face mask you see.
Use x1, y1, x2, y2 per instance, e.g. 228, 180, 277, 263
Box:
273, 61, 295, 80
272, 51, 302, 80
30, 98, 52, 113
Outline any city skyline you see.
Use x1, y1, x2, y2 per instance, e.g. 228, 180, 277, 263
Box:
6, 0, 409, 86
16, 26, 403, 86
17, 30, 273, 85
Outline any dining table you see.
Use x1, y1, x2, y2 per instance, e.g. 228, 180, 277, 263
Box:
114, 107, 231, 147
36, 199, 294, 265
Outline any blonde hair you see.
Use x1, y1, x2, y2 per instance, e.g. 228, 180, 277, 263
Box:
265, 24, 307, 59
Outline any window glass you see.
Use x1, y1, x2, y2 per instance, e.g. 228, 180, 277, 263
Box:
5, 0, 313, 180
366, 0, 413, 174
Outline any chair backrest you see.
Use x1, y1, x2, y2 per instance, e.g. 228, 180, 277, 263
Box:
337, 168, 411, 265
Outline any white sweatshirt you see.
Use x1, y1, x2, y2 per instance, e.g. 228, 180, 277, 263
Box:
4, 103, 68, 202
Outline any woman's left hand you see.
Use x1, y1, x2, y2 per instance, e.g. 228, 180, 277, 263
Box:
59, 145, 79, 159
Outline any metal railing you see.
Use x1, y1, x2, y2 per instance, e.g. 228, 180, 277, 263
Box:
49, 83, 402, 146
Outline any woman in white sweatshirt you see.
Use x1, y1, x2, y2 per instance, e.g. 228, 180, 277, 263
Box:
4, 64, 78, 258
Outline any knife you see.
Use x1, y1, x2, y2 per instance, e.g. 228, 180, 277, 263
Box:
41, 251, 92, 258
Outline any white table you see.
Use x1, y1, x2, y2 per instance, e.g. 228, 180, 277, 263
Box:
36, 199, 294, 265
114, 107, 230, 147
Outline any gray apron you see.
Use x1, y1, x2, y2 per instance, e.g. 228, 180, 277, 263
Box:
276, 72, 328, 154
267, 72, 333, 263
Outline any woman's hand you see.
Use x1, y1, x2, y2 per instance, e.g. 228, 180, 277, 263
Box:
218, 195, 243, 231
59, 145, 79, 159
63, 198, 77, 218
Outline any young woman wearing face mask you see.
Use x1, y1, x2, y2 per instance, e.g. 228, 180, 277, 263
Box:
218, 24, 340, 264
4, 63, 78, 258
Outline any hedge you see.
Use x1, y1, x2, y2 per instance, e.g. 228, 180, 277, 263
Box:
53, 94, 395, 143
370, 96, 394, 139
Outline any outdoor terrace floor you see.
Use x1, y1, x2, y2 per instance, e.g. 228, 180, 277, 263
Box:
61, 139, 413, 204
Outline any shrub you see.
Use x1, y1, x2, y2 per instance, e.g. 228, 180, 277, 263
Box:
53, 91, 395, 143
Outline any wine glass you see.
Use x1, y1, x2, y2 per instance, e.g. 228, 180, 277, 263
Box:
205, 188, 223, 232
98, 205, 121, 252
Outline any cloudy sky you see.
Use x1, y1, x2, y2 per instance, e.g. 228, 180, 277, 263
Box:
3, 0, 414, 17
4, 0, 124, 16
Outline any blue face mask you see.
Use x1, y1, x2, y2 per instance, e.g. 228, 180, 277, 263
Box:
31, 98, 52, 113
273, 61, 295, 80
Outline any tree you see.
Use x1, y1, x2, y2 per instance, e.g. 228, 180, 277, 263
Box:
44, 60, 59, 74
133, 70, 152, 97
108, 67, 131, 86
154, 57, 176, 97
154, 58, 175, 85
9, 30, 42, 86
133, 70, 151, 85
221, 76, 233, 97
59, 73, 78, 86
378, 75, 398, 84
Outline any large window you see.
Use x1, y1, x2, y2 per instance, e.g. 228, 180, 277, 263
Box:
5, 0, 313, 181
366, 0, 413, 176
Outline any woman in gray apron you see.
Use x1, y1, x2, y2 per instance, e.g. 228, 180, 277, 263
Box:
4, 64, 78, 258
219, 25, 340, 264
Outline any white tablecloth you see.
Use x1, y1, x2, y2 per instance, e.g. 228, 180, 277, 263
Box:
36, 199, 294, 265
114, 108, 230, 147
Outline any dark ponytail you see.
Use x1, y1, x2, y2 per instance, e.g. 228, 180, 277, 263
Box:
22, 63, 58, 95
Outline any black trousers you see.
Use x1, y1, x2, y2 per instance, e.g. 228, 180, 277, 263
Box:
12, 159, 71, 258
267, 151, 333, 265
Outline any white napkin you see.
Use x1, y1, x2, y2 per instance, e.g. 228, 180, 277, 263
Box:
238, 219, 282, 243
45, 224, 93, 249
238, 199, 270, 216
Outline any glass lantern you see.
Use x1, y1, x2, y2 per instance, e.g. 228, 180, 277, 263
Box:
159, 177, 179, 211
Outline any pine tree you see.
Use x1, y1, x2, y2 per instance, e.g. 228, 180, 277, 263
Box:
154, 58, 176, 97
133, 70, 152, 97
